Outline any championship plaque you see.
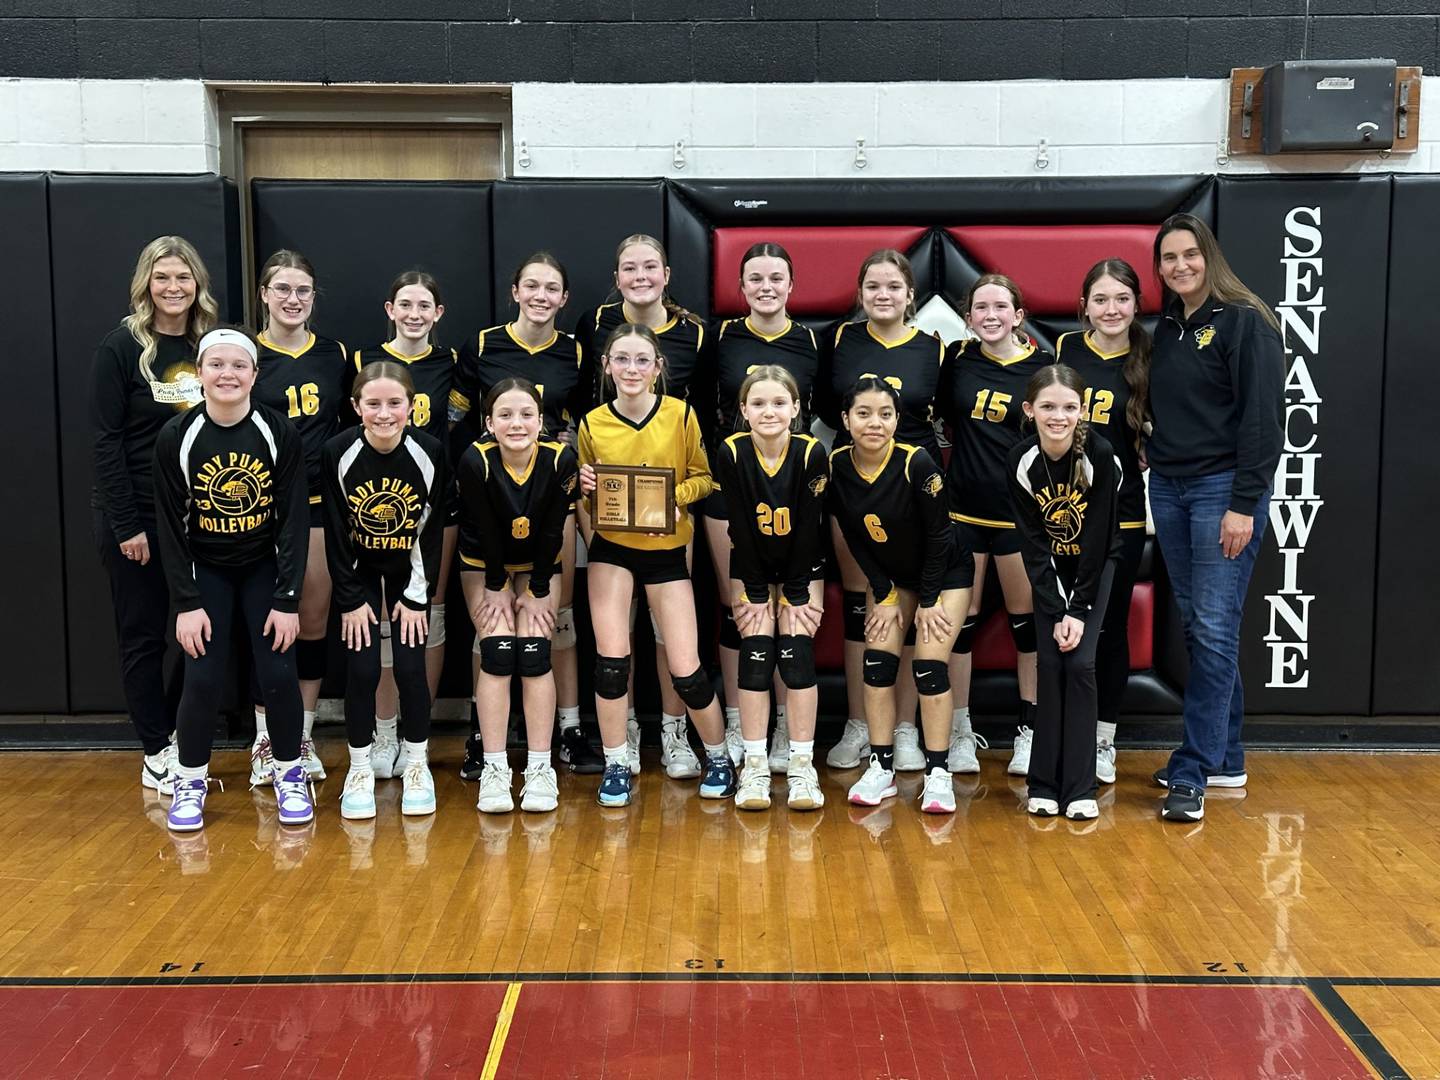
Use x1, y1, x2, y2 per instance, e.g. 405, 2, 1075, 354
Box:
591, 464, 676, 534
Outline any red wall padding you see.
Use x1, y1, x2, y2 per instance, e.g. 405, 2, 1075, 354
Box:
712, 226, 928, 317
813, 581, 1154, 673
947, 225, 1163, 316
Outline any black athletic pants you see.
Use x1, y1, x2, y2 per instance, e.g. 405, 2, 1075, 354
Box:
94, 509, 182, 756
1095, 528, 1147, 731
1029, 562, 1115, 807
343, 566, 431, 749
176, 557, 301, 770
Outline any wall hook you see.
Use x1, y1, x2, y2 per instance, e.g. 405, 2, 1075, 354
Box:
673, 139, 687, 170
1034, 138, 1049, 170
517, 140, 531, 170
854, 138, 868, 170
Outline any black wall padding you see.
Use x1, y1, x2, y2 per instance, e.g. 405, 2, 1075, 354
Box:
670, 176, 1216, 226
0, 175, 67, 713
251, 180, 493, 356
50, 174, 241, 713
1218, 175, 1390, 715
1373, 176, 1440, 714
490, 180, 665, 334
664, 185, 712, 321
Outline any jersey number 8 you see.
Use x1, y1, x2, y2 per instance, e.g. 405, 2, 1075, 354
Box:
512, 516, 530, 539
863, 513, 888, 543
411, 393, 431, 428
755, 503, 791, 537
285, 383, 320, 418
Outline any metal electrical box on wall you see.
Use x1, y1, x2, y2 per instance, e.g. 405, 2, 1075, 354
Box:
1261, 59, 1397, 152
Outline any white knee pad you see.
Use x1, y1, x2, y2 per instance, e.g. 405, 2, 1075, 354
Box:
554, 605, 577, 650
379, 618, 393, 669
427, 603, 446, 648
648, 605, 666, 647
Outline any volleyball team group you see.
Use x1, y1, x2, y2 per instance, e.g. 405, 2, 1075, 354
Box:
93, 211, 1283, 836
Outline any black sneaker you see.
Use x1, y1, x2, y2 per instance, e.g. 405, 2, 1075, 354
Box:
1160, 783, 1204, 822
460, 734, 483, 781
557, 725, 605, 774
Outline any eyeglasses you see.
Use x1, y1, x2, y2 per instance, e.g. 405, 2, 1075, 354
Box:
607, 355, 656, 369
267, 283, 314, 300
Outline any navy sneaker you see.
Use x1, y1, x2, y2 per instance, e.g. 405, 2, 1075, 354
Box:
597, 762, 633, 807
698, 754, 737, 799
1153, 767, 1247, 789
1160, 782, 1204, 822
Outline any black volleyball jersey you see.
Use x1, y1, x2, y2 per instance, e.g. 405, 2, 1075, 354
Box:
708, 317, 820, 440
350, 342, 457, 443
1054, 331, 1147, 529
450, 324, 587, 439
90, 325, 201, 539
456, 440, 578, 598
253, 332, 350, 500
578, 302, 706, 401
828, 442, 957, 607
320, 428, 447, 613
713, 432, 828, 606
1008, 432, 1122, 621
938, 338, 1055, 528
822, 321, 945, 455
153, 402, 308, 615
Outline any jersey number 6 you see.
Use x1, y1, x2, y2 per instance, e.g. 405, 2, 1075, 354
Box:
863, 513, 888, 543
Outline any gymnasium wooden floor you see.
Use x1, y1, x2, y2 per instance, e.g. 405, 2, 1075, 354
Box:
1, 741, 1436, 1078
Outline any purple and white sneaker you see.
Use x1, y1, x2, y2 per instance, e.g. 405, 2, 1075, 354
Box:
273, 764, 315, 826
168, 775, 212, 832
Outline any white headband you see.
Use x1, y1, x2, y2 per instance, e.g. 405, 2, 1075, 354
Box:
197, 328, 258, 365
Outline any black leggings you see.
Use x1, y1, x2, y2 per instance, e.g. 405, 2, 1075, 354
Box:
343, 565, 430, 749
1030, 562, 1115, 807
95, 509, 183, 756
176, 558, 301, 770
1095, 528, 1147, 730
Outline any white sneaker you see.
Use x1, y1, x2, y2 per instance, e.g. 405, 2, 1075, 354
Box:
919, 767, 956, 814
401, 760, 436, 816
1096, 740, 1117, 785
625, 719, 642, 776
1027, 796, 1059, 816
141, 749, 175, 796
660, 719, 701, 779
248, 736, 274, 787
520, 762, 559, 812
300, 739, 326, 781
786, 753, 824, 811
371, 733, 401, 780
340, 766, 376, 820
847, 755, 898, 807
826, 718, 871, 769
1065, 799, 1099, 820
1008, 726, 1034, 776
948, 729, 987, 774
724, 724, 744, 767
893, 724, 925, 771
735, 756, 772, 810
768, 715, 790, 774
476, 761, 514, 814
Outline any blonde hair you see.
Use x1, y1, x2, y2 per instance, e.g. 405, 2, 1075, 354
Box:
123, 235, 219, 383
737, 364, 803, 432
1154, 213, 1280, 332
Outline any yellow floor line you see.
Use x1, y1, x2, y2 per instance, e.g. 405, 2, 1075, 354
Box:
480, 981, 523, 1079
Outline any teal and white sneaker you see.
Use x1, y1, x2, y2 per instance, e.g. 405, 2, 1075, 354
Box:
339, 766, 376, 821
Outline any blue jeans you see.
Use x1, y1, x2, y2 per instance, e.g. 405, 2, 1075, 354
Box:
1148, 470, 1270, 792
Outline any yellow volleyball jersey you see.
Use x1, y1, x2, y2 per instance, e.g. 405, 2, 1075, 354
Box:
577, 395, 713, 551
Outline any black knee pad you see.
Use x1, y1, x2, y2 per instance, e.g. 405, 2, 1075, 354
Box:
517, 637, 552, 678
1008, 612, 1037, 653
296, 637, 328, 681
672, 666, 717, 710
862, 648, 900, 688
951, 615, 979, 655
718, 606, 742, 650
912, 658, 951, 696
777, 634, 816, 690
594, 654, 630, 700
479, 635, 517, 677
737, 635, 777, 692
842, 590, 867, 643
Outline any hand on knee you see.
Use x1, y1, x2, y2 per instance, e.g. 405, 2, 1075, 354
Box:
737, 635, 777, 692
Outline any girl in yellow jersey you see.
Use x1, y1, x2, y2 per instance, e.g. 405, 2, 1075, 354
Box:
577, 324, 733, 807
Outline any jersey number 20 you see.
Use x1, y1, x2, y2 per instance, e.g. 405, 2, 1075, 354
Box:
756, 503, 791, 537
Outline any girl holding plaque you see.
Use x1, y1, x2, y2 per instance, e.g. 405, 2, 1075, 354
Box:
828, 377, 974, 816
713, 365, 828, 812
577, 324, 733, 808
457, 377, 578, 815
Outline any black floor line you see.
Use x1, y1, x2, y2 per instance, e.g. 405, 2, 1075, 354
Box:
1306, 977, 1409, 1080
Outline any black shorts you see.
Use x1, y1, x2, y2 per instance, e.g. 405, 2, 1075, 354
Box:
587, 534, 690, 586
699, 489, 729, 521
953, 517, 1021, 557
307, 497, 325, 529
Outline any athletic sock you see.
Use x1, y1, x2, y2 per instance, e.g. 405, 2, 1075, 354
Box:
789, 738, 815, 757
924, 748, 948, 773
254, 709, 268, 738
484, 751, 508, 769
302, 710, 315, 739
558, 705, 581, 731
872, 744, 895, 772
602, 744, 628, 767
349, 744, 372, 769
375, 715, 398, 741
403, 739, 427, 766
527, 749, 551, 769
273, 757, 300, 775
742, 738, 766, 759
952, 706, 972, 736
175, 762, 207, 782
702, 740, 727, 760
661, 711, 686, 731
723, 705, 740, 730
1096, 721, 1117, 744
